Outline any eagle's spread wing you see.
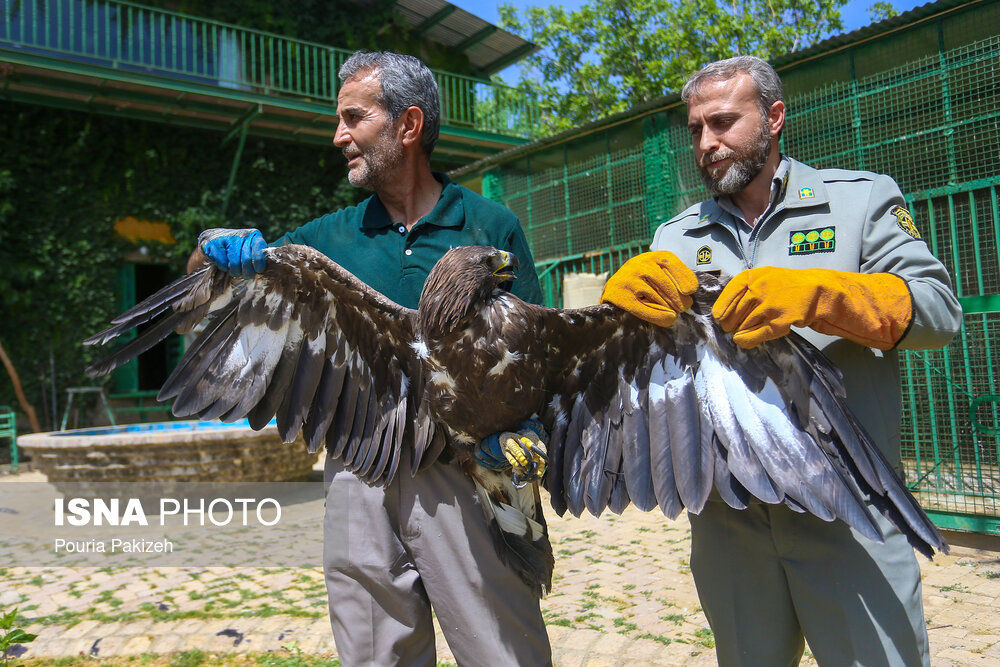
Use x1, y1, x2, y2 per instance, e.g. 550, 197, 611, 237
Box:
85, 244, 436, 486
85, 243, 945, 599
528, 274, 946, 559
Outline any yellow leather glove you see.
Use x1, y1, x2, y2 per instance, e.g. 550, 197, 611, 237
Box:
712, 267, 913, 350
600, 251, 699, 327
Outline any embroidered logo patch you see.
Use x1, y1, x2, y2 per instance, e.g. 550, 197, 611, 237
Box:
798, 186, 815, 199
789, 227, 836, 255
890, 205, 921, 239
696, 245, 712, 265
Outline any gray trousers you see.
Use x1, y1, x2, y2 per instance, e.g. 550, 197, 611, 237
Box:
689, 500, 929, 667
322, 455, 552, 667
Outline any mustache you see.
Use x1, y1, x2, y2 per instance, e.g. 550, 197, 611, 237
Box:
699, 149, 735, 168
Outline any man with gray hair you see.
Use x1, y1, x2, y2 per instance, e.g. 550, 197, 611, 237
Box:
190, 50, 551, 665
601, 55, 961, 665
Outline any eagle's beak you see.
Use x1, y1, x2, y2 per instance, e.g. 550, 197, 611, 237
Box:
492, 251, 519, 282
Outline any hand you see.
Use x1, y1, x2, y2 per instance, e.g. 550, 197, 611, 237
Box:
476, 419, 549, 487
600, 251, 699, 327
712, 267, 913, 350
198, 228, 267, 278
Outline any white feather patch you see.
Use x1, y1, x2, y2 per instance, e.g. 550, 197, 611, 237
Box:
488, 348, 522, 376
410, 339, 429, 360
429, 369, 457, 390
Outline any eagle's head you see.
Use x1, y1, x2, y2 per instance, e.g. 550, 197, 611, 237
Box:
417, 245, 519, 337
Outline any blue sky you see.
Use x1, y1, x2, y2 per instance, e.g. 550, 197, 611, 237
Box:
450, 0, 930, 77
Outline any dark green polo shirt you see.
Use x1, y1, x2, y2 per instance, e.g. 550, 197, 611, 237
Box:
272, 173, 542, 309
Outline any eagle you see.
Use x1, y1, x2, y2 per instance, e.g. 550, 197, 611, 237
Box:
84, 244, 947, 596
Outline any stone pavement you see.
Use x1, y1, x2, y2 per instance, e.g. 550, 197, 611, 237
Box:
2, 469, 1000, 666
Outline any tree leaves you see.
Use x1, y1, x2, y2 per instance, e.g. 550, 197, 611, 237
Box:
499, 0, 847, 134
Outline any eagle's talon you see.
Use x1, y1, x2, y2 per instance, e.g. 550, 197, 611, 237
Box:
502, 435, 547, 485
526, 442, 549, 463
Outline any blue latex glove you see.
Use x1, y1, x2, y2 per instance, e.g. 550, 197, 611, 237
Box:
198, 228, 267, 278
476, 418, 547, 471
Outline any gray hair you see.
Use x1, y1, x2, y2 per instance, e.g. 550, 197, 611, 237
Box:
681, 55, 784, 120
339, 51, 440, 156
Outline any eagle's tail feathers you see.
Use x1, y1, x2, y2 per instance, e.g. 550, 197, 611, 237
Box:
470, 469, 554, 599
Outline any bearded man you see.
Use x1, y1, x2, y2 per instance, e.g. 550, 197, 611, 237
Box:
601, 55, 961, 666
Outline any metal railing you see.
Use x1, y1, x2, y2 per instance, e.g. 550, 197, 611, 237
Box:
0, 0, 539, 137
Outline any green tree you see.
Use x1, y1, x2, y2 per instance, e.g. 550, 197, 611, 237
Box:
868, 2, 899, 22
499, 0, 847, 134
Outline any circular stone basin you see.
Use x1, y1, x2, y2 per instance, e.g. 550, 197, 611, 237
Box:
19, 420, 319, 484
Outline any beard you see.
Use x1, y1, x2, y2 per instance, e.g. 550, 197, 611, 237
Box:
699, 118, 772, 196
345, 121, 403, 191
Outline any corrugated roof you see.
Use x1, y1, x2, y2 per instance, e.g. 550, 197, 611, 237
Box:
451, 0, 989, 178
393, 0, 538, 76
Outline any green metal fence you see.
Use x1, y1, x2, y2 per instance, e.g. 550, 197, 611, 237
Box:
475, 17, 1000, 532
0, 0, 539, 137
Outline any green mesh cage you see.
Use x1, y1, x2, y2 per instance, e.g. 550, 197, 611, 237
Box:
473, 5, 1000, 533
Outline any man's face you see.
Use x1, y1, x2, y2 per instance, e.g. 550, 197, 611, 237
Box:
334, 72, 403, 191
687, 73, 776, 196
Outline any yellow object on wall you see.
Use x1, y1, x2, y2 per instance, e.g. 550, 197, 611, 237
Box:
114, 217, 176, 244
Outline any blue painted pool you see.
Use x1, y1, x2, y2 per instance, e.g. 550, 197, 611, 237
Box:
53, 419, 278, 437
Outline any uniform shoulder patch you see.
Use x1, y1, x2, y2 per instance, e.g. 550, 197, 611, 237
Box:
890, 205, 921, 239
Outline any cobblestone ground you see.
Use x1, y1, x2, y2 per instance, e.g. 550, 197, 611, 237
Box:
2, 471, 999, 666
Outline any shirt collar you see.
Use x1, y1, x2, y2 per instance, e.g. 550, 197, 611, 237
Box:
684, 156, 827, 230
361, 172, 463, 229
714, 155, 790, 226
782, 157, 830, 209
